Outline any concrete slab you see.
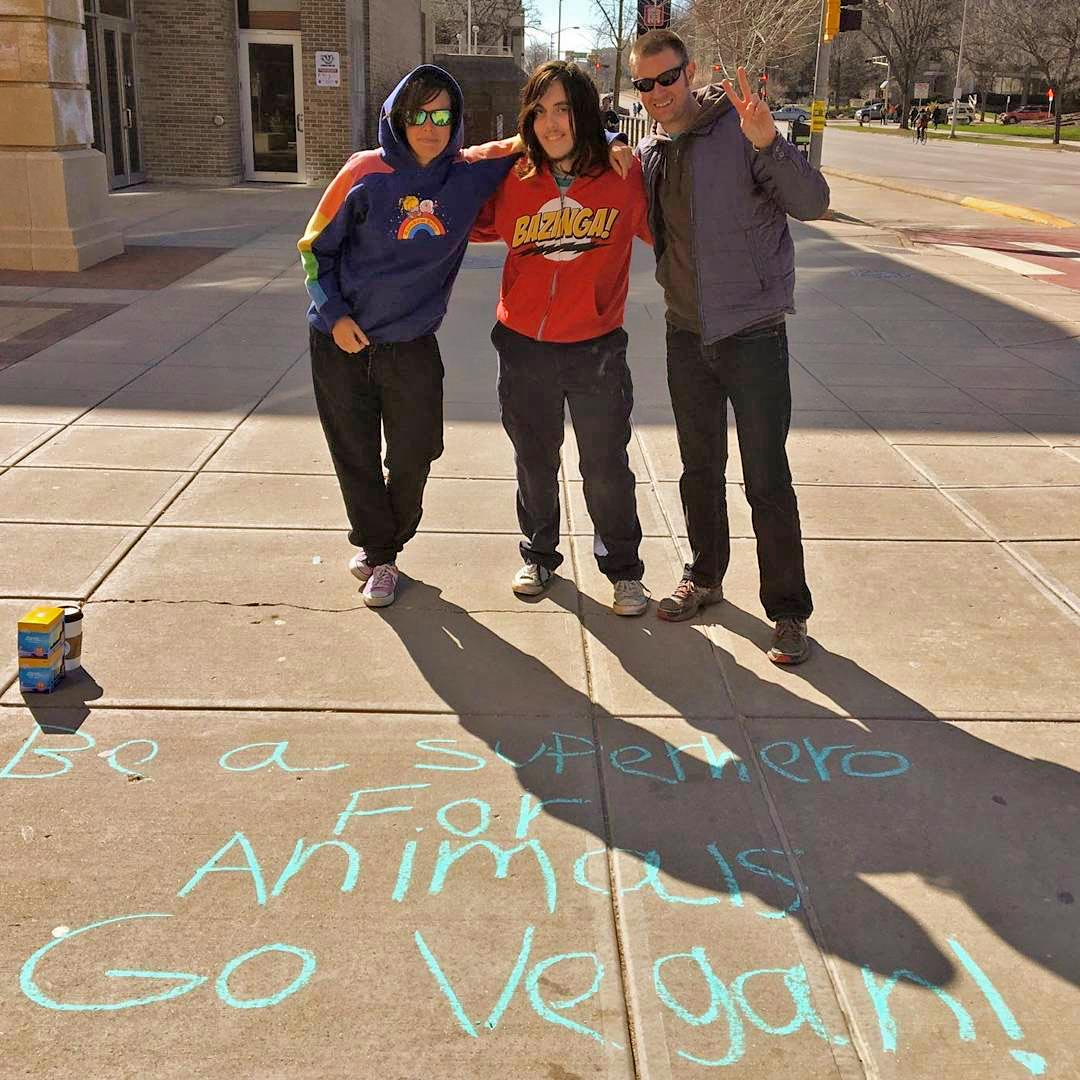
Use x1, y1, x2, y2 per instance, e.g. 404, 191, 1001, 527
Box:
95, 528, 581, 616
1011, 541, 1080, 604
862, 412, 1043, 446
566, 481, 669, 538
0, 709, 633, 1079
154, 339, 303, 373
119, 364, 288, 399
0, 387, 105, 425
0, 422, 59, 465
570, 536, 736, 719
594, 713, 854, 1078
0, 522, 136, 599
898, 345, 1041, 370
21, 425, 226, 472
1, 600, 590, 715
75, 391, 262, 430
950, 489, 1080, 541
0, 359, 147, 393
158, 473, 347, 529
742, 717, 1080, 1080
825, 385, 990, 413
930, 365, 1077, 391
0, 467, 188, 525
899, 445, 1080, 487
970, 388, 1080, 416
801, 361, 951, 389
415, 478, 525, 535
709, 540, 1080, 719
204, 415, 333, 474
789, 370, 847, 409
435, 411, 517, 480
1006, 415, 1080, 447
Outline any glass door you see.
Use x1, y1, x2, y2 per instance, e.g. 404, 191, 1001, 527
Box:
95, 17, 144, 187
238, 32, 305, 182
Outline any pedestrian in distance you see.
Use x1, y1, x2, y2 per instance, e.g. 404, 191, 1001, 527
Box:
630, 29, 830, 664
471, 61, 653, 616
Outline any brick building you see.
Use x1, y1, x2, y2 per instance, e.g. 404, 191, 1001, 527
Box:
75, 0, 436, 187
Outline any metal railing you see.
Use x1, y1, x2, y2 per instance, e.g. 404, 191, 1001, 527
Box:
617, 114, 655, 146
435, 42, 513, 56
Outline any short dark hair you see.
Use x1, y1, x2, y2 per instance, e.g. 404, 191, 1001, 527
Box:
629, 29, 690, 69
518, 62, 609, 178
390, 69, 457, 144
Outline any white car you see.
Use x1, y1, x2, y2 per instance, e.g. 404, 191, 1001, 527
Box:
947, 102, 976, 124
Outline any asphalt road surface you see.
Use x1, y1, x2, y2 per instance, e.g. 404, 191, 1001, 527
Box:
821, 127, 1080, 223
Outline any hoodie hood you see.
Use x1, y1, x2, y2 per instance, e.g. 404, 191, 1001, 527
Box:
688, 82, 732, 132
379, 65, 465, 171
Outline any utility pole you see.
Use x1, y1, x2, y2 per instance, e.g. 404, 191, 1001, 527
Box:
949, 0, 969, 140
808, 0, 836, 169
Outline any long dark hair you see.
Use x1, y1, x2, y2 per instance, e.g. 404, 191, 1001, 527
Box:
518, 62, 609, 178
390, 69, 458, 143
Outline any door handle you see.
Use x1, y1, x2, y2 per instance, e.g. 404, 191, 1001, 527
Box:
124, 107, 133, 129
296, 112, 304, 132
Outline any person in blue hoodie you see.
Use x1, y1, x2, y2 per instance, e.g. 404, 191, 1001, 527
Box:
298, 66, 524, 608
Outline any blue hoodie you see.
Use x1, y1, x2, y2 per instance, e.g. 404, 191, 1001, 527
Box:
299, 66, 519, 343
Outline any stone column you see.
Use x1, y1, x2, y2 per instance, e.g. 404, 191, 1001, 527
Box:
0, 0, 123, 271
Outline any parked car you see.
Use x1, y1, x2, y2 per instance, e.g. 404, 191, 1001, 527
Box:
771, 104, 810, 123
947, 102, 976, 124
854, 101, 888, 122
998, 105, 1051, 124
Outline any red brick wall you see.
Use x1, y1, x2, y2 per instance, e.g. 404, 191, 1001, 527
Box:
135, 0, 243, 181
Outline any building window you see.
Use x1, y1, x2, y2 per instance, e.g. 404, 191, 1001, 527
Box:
237, 0, 301, 31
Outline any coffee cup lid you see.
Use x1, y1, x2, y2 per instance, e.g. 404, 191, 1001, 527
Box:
62, 606, 83, 624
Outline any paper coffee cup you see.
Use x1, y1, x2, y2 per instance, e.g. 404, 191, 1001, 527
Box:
62, 607, 82, 672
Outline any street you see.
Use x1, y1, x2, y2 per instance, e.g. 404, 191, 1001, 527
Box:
822, 127, 1080, 223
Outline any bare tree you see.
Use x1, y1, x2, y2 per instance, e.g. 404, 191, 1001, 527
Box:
590, 0, 633, 106
861, 0, 957, 128
676, 0, 819, 82
523, 36, 550, 72
984, 0, 1080, 143
429, 0, 536, 50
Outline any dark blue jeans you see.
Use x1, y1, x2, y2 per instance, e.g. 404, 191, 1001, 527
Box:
493, 321, 644, 583
666, 321, 812, 622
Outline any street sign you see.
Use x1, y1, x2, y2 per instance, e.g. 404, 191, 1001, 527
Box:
637, 0, 670, 31
810, 99, 826, 133
914, 82, 929, 100
643, 4, 665, 26
315, 51, 340, 88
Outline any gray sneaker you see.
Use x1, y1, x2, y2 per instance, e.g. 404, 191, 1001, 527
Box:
613, 579, 648, 616
657, 578, 724, 622
512, 563, 552, 596
768, 618, 810, 664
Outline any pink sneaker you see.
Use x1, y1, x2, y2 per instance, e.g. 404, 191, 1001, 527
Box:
349, 549, 374, 584
362, 563, 399, 608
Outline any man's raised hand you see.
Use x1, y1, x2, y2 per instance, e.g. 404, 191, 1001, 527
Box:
721, 67, 777, 151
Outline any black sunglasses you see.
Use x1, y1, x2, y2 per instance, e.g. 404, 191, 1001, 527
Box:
631, 63, 687, 94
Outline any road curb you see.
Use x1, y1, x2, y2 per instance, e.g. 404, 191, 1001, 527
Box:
822, 167, 1078, 229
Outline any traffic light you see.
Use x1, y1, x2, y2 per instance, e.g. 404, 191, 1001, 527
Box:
839, 0, 862, 32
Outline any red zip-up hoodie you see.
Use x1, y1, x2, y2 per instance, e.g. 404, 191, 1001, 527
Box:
470, 158, 652, 343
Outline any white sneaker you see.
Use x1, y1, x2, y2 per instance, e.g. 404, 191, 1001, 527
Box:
512, 563, 552, 596
613, 579, 648, 616
349, 549, 374, 584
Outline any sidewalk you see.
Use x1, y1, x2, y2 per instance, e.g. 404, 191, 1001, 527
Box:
2, 182, 1079, 1079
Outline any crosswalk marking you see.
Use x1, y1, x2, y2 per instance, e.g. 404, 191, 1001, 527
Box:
932, 243, 1064, 276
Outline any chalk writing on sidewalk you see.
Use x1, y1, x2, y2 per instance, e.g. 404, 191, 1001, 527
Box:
7, 724, 1048, 1076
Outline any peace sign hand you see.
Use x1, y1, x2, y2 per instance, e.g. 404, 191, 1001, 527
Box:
721, 66, 778, 151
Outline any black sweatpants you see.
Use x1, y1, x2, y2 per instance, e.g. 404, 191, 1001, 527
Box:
492, 321, 644, 583
310, 325, 443, 567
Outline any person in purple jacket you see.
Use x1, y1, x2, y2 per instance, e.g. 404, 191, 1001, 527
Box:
630, 30, 830, 664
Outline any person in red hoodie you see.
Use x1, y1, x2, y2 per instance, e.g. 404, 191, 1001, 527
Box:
472, 61, 653, 616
